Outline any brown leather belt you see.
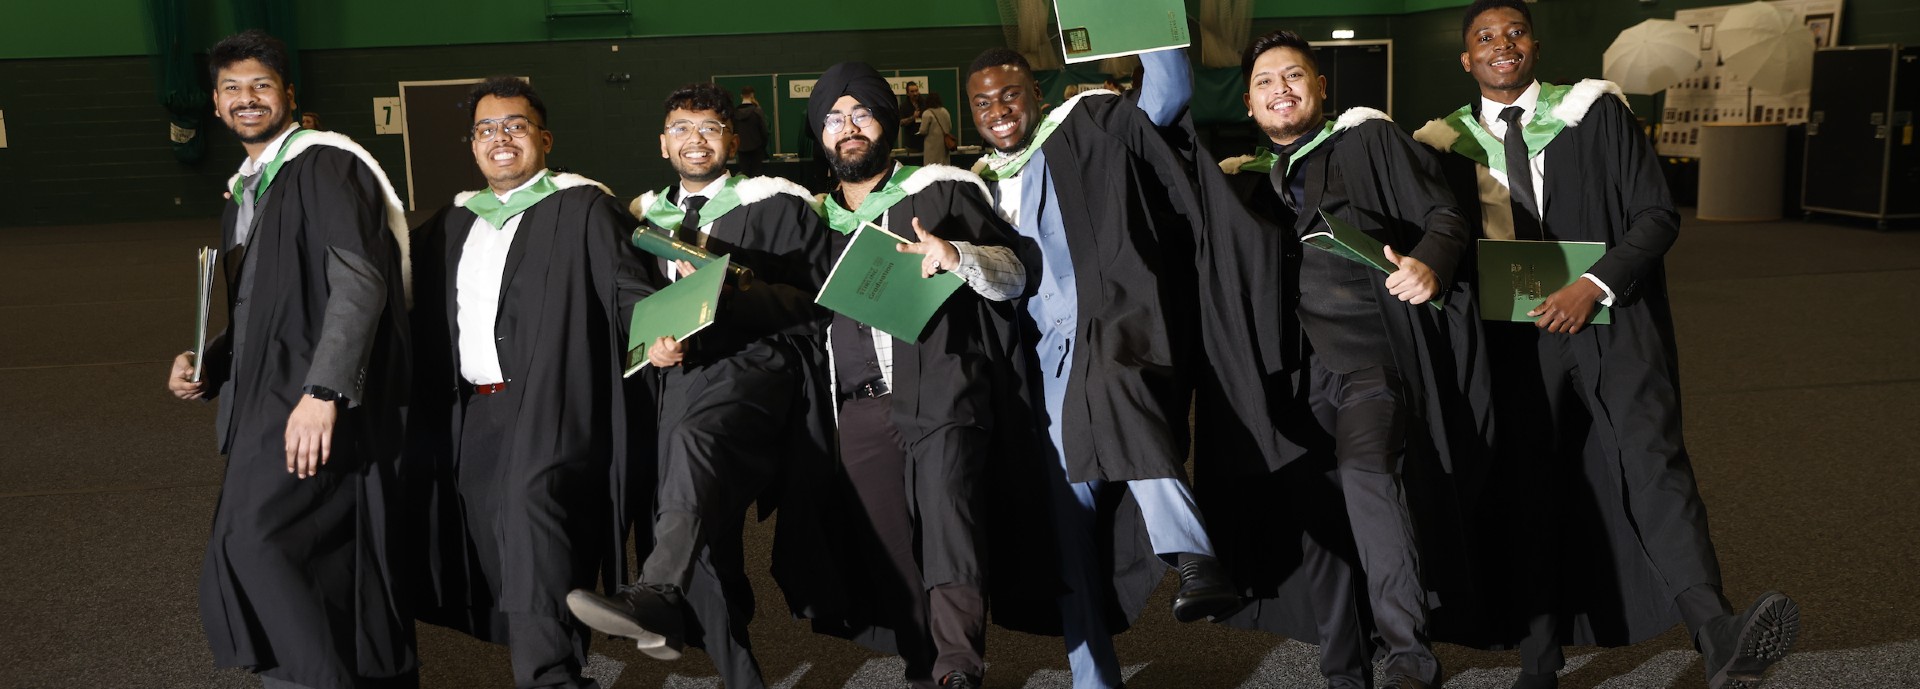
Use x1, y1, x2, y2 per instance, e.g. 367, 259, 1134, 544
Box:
467, 381, 509, 395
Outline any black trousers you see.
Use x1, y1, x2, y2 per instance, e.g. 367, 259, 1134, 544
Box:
638, 362, 792, 688
459, 390, 598, 689
1304, 361, 1437, 683
1488, 323, 1729, 673
839, 395, 987, 686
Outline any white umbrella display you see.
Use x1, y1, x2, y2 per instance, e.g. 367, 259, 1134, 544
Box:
1603, 19, 1702, 95
1715, 1, 1817, 94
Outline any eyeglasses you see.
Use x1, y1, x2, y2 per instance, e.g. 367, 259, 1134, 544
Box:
471, 116, 538, 143
664, 120, 729, 140
822, 109, 876, 135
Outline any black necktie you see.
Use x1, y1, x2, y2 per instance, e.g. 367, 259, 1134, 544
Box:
678, 195, 708, 247
1499, 105, 1543, 239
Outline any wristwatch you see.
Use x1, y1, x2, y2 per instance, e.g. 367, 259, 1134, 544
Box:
304, 385, 343, 402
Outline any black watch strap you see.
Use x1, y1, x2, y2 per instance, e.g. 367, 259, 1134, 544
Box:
305, 385, 342, 402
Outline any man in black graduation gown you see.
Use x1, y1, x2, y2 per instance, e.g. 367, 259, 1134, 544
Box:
964, 46, 1240, 689
771, 62, 1029, 689
563, 82, 829, 688
1413, 3, 1801, 687
407, 77, 649, 689
166, 30, 416, 689
1204, 29, 1488, 689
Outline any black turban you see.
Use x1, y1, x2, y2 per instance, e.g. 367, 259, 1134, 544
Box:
806, 61, 899, 145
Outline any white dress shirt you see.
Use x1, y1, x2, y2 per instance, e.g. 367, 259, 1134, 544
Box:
456, 170, 549, 385
232, 124, 301, 247
1477, 82, 1615, 306
667, 172, 728, 281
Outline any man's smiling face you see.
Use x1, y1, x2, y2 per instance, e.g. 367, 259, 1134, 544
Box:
1461, 6, 1540, 99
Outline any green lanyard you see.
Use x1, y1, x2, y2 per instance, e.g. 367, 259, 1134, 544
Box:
461, 172, 559, 229
230, 127, 312, 203
1441, 82, 1572, 174
821, 165, 921, 235
640, 175, 746, 233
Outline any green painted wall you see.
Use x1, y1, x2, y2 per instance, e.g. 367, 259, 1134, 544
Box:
3, 0, 1454, 60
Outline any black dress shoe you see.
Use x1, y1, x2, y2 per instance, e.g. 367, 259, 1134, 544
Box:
1701, 591, 1800, 689
1170, 553, 1244, 622
1379, 673, 1432, 689
1511, 670, 1558, 689
939, 671, 981, 689
566, 583, 687, 661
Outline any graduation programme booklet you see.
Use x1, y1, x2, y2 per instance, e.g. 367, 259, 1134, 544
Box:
191, 246, 218, 383
625, 256, 729, 376
1053, 0, 1190, 64
1477, 239, 1612, 325
1305, 210, 1444, 310
816, 224, 964, 344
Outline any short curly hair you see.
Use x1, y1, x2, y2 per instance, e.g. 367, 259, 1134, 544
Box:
465, 76, 548, 127
1460, 0, 1533, 39
664, 83, 735, 124
209, 30, 293, 85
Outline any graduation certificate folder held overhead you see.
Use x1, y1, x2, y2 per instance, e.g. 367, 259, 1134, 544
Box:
191, 246, 218, 383
625, 256, 729, 376
1052, 0, 1190, 64
1477, 239, 1612, 325
1305, 210, 1444, 309
816, 224, 964, 343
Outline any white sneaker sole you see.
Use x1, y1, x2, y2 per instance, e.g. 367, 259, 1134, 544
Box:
565, 589, 677, 659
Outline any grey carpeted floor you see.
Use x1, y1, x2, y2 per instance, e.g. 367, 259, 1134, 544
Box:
2, 212, 1915, 688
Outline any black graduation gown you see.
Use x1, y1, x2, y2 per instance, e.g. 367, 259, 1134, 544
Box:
200, 144, 416, 687
1181, 116, 1496, 644
626, 179, 832, 687
1024, 94, 1206, 485
1419, 91, 1695, 648
407, 183, 651, 637
771, 173, 1061, 647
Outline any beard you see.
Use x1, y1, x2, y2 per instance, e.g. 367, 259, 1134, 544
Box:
1256, 108, 1322, 146
670, 153, 727, 186
229, 109, 291, 145
826, 135, 892, 184
991, 122, 1038, 156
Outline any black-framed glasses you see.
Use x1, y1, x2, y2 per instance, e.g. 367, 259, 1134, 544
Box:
471, 116, 538, 143
822, 108, 876, 134
664, 120, 729, 140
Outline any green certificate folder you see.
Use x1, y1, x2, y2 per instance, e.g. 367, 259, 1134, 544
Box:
1053, 0, 1191, 64
1477, 239, 1612, 325
625, 256, 729, 376
1304, 210, 1444, 309
816, 224, 964, 343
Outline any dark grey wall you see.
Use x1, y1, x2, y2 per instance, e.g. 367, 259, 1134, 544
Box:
0, 26, 1005, 228
5, 0, 1919, 227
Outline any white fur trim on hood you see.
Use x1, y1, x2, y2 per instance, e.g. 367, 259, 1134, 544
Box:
453, 171, 610, 208
625, 175, 811, 218
1218, 154, 1259, 175
227, 130, 413, 305
1412, 118, 1459, 152
734, 175, 814, 206
1334, 107, 1392, 132
1551, 78, 1628, 127
900, 164, 995, 207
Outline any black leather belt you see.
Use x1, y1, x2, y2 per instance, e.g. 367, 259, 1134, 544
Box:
847, 378, 889, 400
